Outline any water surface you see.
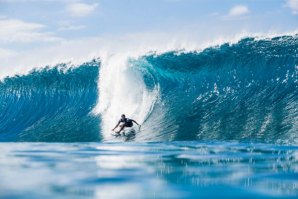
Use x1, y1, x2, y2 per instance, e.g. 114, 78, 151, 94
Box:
1, 141, 297, 199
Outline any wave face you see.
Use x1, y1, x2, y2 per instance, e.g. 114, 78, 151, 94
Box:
130, 35, 298, 144
0, 35, 297, 143
0, 62, 101, 142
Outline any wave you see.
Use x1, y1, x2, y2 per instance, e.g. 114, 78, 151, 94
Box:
133, 35, 298, 144
0, 35, 298, 143
0, 61, 101, 142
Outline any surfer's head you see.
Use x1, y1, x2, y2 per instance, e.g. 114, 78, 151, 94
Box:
121, 114, 126, 119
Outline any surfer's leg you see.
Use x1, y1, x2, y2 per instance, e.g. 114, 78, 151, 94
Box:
116, 124, 125, 134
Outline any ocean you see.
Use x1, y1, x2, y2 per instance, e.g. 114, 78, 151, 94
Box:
0, 35, 298, 198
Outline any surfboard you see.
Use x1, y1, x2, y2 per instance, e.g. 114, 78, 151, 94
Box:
111, 128, 137, 137
111, 132, 121, 137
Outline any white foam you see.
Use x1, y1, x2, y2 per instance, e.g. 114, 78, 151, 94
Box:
94, 52, 159, 139
1, 30, 297, 80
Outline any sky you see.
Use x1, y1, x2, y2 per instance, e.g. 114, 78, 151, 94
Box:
0, 0, 298, 77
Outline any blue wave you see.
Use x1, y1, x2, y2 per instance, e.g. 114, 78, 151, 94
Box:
0, 61, 101, 142
0, 35, 297, 143
136, 35, 298, 144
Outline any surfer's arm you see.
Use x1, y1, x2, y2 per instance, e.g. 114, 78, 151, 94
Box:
112, 122, 120, 131
132, 120, 140, 126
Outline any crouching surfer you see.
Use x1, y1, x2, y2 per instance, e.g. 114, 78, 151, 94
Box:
112, 114, 140, 134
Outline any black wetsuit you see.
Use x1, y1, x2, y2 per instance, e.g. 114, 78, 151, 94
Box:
119, 118, 133, 127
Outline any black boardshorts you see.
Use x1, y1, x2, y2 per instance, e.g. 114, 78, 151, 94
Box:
125, 121, 133, 127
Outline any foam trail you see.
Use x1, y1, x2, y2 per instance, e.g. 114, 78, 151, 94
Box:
95, 53, 159, 139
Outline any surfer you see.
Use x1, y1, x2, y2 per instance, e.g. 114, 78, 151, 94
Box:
112, 114, 140, 134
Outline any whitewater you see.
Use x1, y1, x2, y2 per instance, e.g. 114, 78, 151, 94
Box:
1, 34, 298, 198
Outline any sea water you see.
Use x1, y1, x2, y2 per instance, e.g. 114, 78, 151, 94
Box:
0, 141, 297, 199
1, 35, 298, 198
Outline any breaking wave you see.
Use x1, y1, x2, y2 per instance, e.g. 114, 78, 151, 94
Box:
1, 35, 297, 143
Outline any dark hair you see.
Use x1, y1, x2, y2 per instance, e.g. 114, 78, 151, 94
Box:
121, 114, 125, 117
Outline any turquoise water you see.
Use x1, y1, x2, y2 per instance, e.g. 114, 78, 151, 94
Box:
1, 36, 298, 144
1, 35, 298, 198
1, 141, 297, 199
